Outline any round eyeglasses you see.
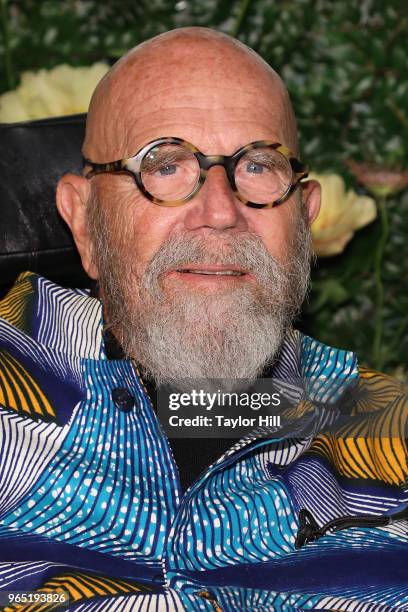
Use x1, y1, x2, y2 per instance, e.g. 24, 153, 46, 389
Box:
84, 137, 308, 209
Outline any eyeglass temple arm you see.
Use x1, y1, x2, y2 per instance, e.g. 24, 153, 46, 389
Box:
83, 158, 125, 177
290, 156, 308, 179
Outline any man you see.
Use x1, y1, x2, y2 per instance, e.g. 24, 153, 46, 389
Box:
0, 27, 406, 612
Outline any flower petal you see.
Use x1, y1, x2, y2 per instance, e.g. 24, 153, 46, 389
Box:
310, 172, 377, 257
0, 63, 110, 122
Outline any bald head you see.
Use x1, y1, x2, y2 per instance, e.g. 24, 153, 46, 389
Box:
83, 27, 298, 161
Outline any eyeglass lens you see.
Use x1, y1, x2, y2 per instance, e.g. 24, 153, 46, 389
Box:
140, 143, 293, 204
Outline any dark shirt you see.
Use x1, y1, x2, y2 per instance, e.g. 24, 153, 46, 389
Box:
140, 375, 242, 492
103, 329, 241, 492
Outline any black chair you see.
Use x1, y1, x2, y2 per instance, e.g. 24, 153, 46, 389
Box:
0, 114, 90, 296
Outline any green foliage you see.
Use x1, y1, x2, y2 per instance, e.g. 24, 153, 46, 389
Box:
302, 190, 408, 371
1, 0, 407, 373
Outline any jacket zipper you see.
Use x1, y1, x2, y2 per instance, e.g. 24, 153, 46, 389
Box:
295, 505, 408, 549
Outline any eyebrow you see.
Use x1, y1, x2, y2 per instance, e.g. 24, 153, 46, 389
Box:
242, 149, 289, 169
141, 148, 194, 171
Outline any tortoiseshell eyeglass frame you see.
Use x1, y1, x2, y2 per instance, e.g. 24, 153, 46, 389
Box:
83, 137, 308, 209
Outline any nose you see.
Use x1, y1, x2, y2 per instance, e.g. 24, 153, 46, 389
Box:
183, 165, 248, 233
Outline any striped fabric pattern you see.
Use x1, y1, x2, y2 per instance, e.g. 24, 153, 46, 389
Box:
0, 272, 35, 333
0, 272, 406, 611
0, 348, 56, 419
0, 358, 180, 562
0, 412, 67, 515
36, 276, 104, 360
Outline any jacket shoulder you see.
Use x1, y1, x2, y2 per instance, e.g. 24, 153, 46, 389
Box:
0, 272, 37, 334
354, 365, 408, 414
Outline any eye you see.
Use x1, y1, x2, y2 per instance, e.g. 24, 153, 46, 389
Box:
246, 162, 264, 174
158, 163, 177, 176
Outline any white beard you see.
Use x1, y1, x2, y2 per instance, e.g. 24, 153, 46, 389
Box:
131, 283, 287, 388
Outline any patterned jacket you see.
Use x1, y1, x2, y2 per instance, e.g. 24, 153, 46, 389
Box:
0, 272, 407, 611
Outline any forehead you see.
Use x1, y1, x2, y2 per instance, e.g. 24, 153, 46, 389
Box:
126, 86, 285, 154
85, 40, 294, 161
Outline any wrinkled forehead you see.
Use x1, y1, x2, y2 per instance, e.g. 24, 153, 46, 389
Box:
83, 35, 297, 161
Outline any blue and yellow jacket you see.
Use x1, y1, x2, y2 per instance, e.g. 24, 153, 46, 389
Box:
0, 272, 406, 611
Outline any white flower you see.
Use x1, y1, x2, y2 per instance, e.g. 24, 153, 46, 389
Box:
310, 173, 377, 257
0, 63, 109, 122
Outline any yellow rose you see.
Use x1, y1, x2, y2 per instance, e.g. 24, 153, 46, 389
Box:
0, 63, 109, 123
310, 173, 377, 257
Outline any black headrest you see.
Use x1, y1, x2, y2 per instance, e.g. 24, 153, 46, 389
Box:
0, 114, 90, 291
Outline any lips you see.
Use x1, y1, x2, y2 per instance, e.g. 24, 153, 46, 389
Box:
177, 269, 244, 276
175, 264, 247, 276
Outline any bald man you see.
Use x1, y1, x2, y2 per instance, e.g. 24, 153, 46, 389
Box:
0, 27, 407, 612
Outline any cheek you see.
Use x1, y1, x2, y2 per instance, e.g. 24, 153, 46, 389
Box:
248, 207, 295, 263
102, 179, 183, 272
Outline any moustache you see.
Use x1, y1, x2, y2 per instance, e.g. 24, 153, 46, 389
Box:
142, 232, 285, 290
146, 232, 281, 276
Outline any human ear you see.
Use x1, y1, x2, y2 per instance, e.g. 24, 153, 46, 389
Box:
56, 173, 99, 279
301, 179, 321, 225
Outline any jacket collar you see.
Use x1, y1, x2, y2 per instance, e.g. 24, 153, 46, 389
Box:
0, 271, 104, 359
